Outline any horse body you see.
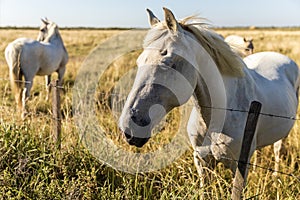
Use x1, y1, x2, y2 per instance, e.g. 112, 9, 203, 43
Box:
243, 52, 299, 144
119, 8, 300, 186
226, 52, 298, 145
20, 39, 67, 76
188, 53, 299, 166
5, 19, 68, 118
188, 51, 299, 174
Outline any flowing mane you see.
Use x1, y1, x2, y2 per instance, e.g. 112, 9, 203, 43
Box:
144, 16, 246, 77
43, 23, 63, 43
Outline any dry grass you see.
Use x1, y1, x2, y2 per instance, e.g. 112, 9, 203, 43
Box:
0, 27, 300, 199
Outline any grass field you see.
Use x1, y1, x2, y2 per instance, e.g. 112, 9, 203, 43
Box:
0, 27, 300, 199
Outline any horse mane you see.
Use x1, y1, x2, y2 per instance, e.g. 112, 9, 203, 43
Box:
145, 16, 246, 77
42, 22, 67, 54
44, 22, 63, 43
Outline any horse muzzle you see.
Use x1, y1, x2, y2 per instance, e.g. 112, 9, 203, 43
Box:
121, 127, 150, 148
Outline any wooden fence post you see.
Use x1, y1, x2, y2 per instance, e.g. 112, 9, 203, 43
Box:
231, 101, 262, 200
51, 80, 61, 150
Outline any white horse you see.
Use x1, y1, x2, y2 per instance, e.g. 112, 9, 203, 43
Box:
225, 35, 254, 57
223, 34, 285, 174
5, 19, 68, 118
119, 8, 300, 189
224, 34, 286, 173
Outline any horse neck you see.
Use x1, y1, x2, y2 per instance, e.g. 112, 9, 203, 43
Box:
193, 46, 228, 133
193, 75, 212, 125
44, 31, 65, 48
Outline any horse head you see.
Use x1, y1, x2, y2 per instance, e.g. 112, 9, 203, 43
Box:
225, 35, 254, 57
243, 37, 254, 55
37, 18, 59, 42
119, 8, 199, 147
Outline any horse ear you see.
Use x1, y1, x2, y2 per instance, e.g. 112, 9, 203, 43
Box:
163, 7, 180, 33
146, 8, 160, 27
244, 37, 253, 42
41, 18, 49, 25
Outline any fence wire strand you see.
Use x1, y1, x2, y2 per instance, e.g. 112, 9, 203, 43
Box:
1, 75, 298, 121
206, 151, 300, 182
0, 76, 300, 181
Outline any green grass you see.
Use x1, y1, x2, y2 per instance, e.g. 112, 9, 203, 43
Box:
0, 121, 232, 199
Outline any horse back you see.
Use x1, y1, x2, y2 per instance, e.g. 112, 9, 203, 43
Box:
244, 51, 300, 91
241, 52, 299, 144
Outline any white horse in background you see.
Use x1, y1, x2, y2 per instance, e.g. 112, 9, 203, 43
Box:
119, 8, 300, 189
225, 35, 254, 57
5, 19, 68, 118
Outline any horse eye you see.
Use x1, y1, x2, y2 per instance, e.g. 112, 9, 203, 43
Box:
40, 28, 46, 32
161, 49, 168, 56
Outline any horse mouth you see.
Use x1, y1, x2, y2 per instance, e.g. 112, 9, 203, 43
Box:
122, 128, 150, 148
128, 137, 149, 148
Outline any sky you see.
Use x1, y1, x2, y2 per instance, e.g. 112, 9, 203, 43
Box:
0, 0, 300, 28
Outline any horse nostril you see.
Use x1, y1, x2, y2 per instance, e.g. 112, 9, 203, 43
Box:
124, 132, 132, 140
129, 107, 150, 127
130, 108, 137, 116
131, 115, 150, 127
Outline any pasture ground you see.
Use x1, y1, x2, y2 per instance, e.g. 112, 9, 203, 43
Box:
0, 27, 300, 199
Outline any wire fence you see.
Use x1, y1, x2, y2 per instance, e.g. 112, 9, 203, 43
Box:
0, 76, 299, 118
0, 76, 300, 184
199, 150, 300, 182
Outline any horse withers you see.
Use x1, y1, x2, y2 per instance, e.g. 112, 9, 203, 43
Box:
5, 19, 68, 119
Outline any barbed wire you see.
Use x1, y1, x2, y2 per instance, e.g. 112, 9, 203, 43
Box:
200, 105, 299, 121
0, 76, 299, 184
1, 76, 300, 121
200, 151, 300, 182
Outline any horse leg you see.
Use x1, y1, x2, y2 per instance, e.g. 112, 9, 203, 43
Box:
45, 74, 51, 101
193, 149, 217, 199
8, 67, 23, 112
57, 66, 66, 87
55, 66, 65, 96
193, 151, 206, 187
15, 87, 23, 112
21, 88, 28, 119
21, 80, 33, 119
252, 149, 261, 171
187, 107, 217, 192
273, 139, 282, 176
249, 133, 260, 172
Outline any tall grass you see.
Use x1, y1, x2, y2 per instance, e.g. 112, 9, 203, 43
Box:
0, 28, 300, 199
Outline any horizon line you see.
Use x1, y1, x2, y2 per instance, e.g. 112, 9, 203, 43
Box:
1, 25, 300, 30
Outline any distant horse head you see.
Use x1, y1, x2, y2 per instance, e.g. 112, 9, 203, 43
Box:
37, 18, 60, 42
225, 35, 254, 56
243, 37, 254, 54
